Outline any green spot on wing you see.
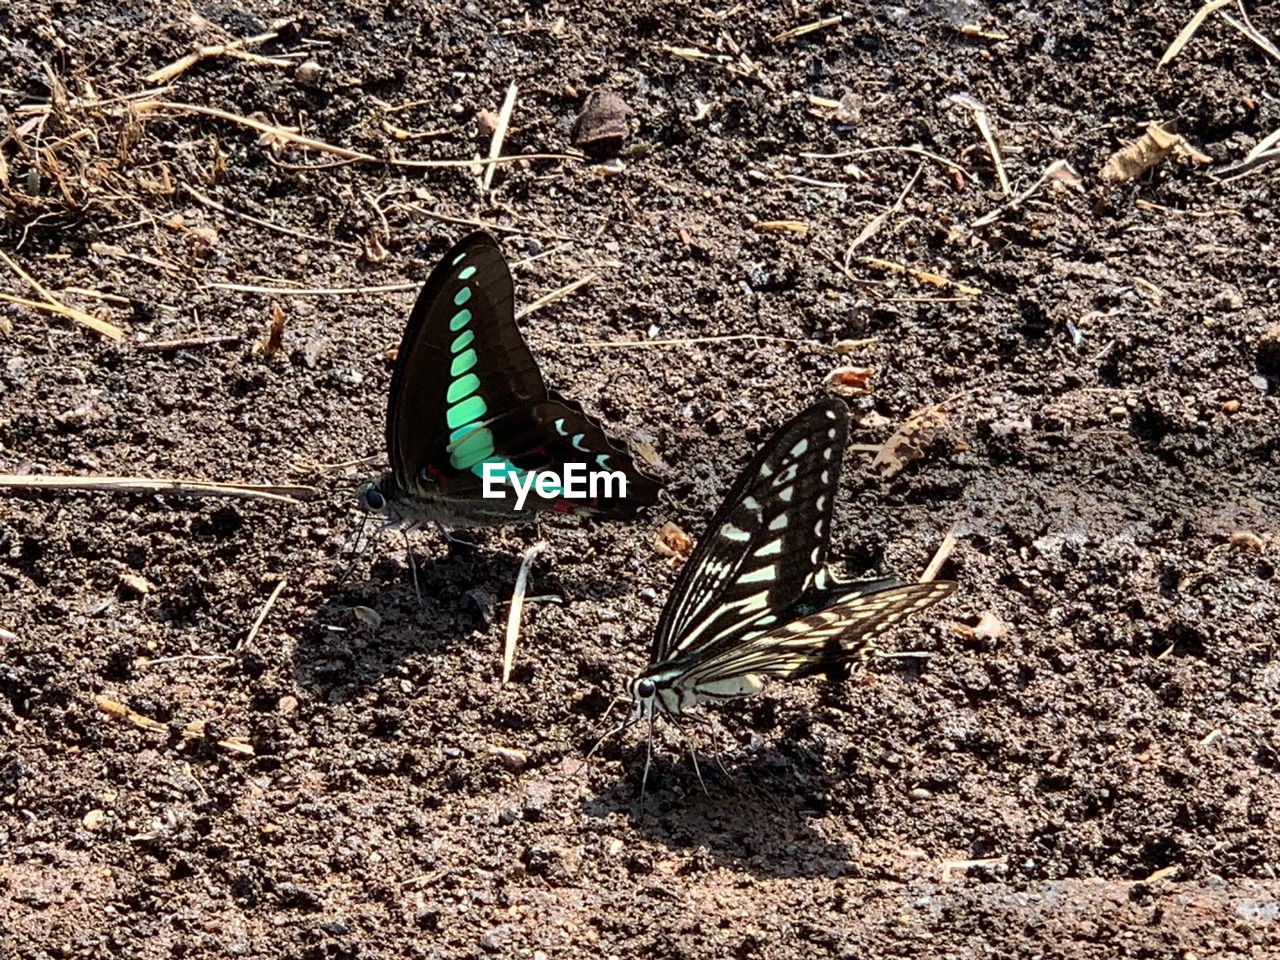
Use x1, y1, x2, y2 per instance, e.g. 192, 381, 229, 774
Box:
451, 349, 478, 376
446, 394, 487, 429
458, 266, 477, 280
470, 458, 527, 482
446, 373, 481, 404
449, 308, 472, 332
454, 287, 472, 307
451, 329, 475, 353
450, 427, 495, 469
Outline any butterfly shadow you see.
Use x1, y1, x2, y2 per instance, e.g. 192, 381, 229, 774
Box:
292, 529, 633, 703
579, 730, 862, 879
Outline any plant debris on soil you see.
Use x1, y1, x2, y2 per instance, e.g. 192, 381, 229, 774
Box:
2, 2, 1278, 958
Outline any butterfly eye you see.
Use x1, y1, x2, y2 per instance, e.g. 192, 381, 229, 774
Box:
636, 679, 656, 699
361, 487, 386, 511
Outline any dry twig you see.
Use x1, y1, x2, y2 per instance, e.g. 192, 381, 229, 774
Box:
1160, 0, 1234, 66
482, 83, 518, 193
238, 578, 288, 651
502, 541, 548, 685
515, 273, 597, 320
0, 474, 315, 504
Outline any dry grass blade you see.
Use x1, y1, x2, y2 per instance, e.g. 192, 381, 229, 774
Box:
860, 257, 982, 297
238, 578, 288, 652
848, 163, 922, 252
146, 18, 296, 83
801, 145, 969, 176
546, 333, 812, 349
772, 14, 843, 42
502, 541, 548, 685
1221, 10, 1280, 61
1159, 0, 1234, 66
515, 273, 597, 320
951, 95, 1009, 196
0, 250, 125, 340
183, 184, 360, 252
920, 532, 959, 582
0, 292, 125, 340
483, 83, 518, 193
973, 159, 1082, 228
0, 474, 316, 504
753, 220, 808, 234
135, 101, 580, 169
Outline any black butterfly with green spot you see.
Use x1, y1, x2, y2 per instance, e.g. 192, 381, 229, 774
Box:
612, 400, 955, 791
359, 232, 661, 530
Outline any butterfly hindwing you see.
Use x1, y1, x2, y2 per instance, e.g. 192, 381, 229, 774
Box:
650, 400, 850, 663
676, 579, 957, 690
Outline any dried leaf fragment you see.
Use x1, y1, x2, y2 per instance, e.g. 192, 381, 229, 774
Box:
825, 365, 875, 397
571, 89, 631, 159
654, 521, 694, 561
259, 303, 286, 357
873, 403, 951, 478
1100, 124, 1212, 185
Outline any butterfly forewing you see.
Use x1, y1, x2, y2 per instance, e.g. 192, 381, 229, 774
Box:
651, 400, 850, 663
388, 233, 541, 489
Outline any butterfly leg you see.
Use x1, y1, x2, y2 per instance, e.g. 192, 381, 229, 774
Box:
638, 712, 656, 807
337, 513, 372, 585
689, 713, 735, 784
666, 712, 710, 797
402, 531, 424, 607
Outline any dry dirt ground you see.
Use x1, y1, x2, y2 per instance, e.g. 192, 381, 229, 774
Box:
2, 1, 1279, 958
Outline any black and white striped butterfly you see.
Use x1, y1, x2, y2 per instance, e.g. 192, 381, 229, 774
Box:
615, 400, 955, 790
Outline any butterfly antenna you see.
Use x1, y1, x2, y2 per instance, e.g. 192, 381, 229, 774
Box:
583, 700, 636, 765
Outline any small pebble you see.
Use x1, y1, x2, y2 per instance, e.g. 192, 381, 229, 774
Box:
909, 787, 933, 801
295, 60, 322, 86
488, 745, 528, 771
571, 89, 631, 158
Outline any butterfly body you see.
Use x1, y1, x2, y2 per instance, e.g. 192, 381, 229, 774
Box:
628, 400, 955, 724
361, 232, 660, 530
